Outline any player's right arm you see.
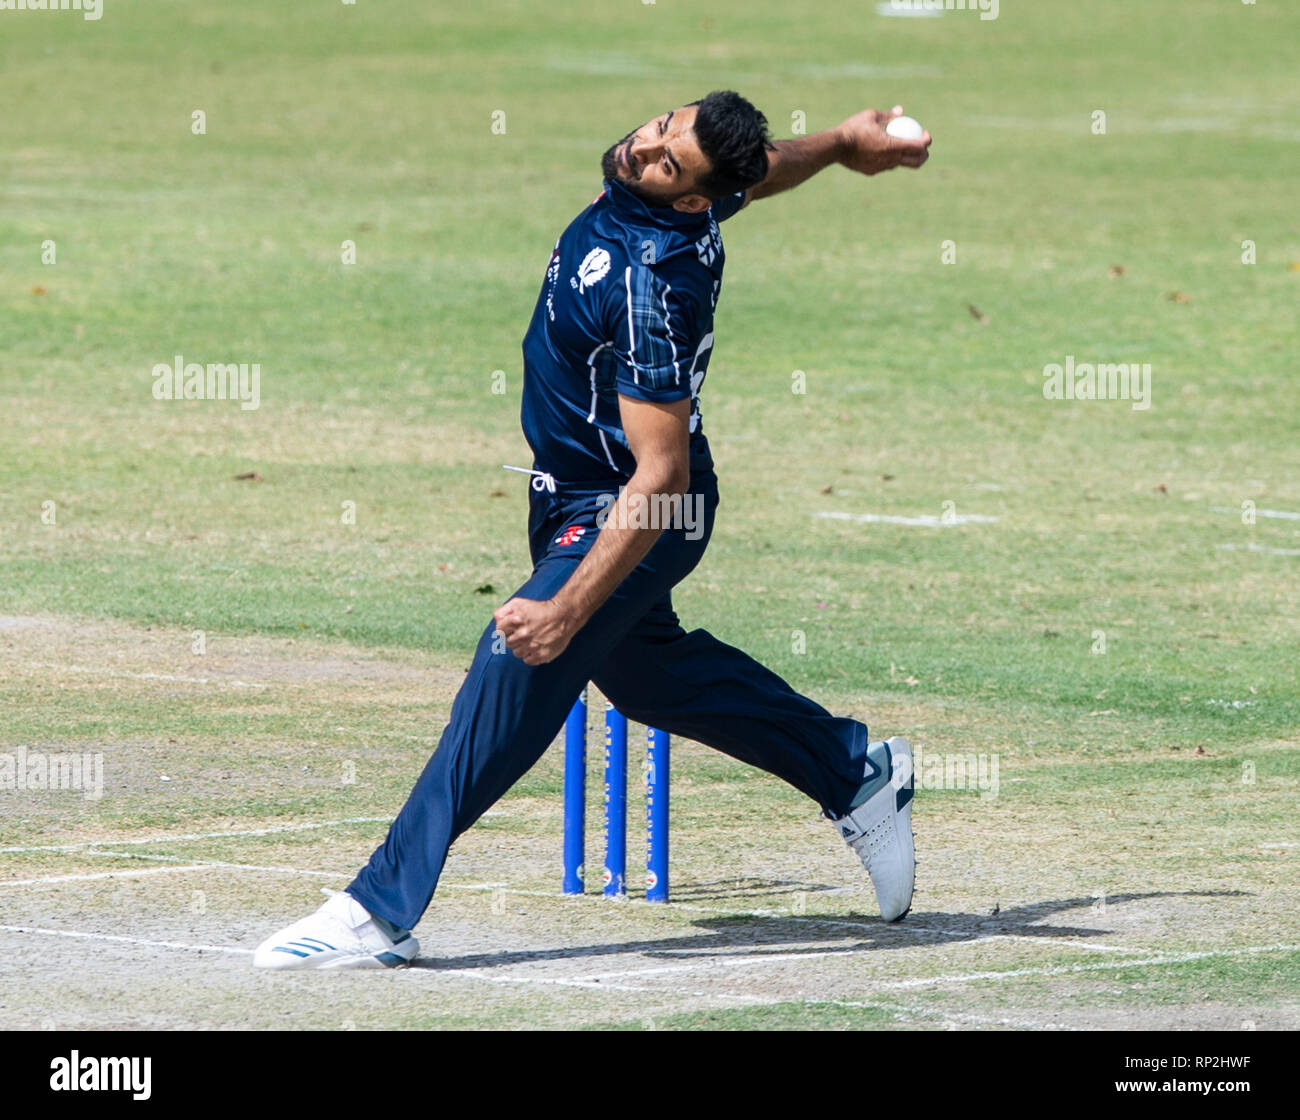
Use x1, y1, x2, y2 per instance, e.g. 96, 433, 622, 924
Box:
550, 393, 690, 622
492, 395, 689, 666
744, 107, 931, 205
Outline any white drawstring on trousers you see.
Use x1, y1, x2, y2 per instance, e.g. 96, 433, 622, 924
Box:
502, 464, 557, 493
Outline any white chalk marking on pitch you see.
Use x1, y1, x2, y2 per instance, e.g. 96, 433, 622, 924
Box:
905, 922, 1144, 954
72, 851, 502, 887
1212, 506, 1300, 521
83, 852, 508, 889
0, 921, 798, 1003
1218, 542, 1300, 557
411, 967, 731, 999
809, 997, 1079, 1032
88, 853, 350, 879
8, 856, 1158, 964
570, 940, 1300, 988
0, 923, 728, 999
872, 942, 1300, 991
0, 921, 1166, 1026
571, 946, 870, 983
27, 661, 269, 688
0, 924, 252, 956
814, 511, 998, 528
0, 865, 212, 888
422, 963, 772, 1002
0, 817, 391, 854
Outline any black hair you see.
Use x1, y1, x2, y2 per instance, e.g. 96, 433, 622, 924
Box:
686, 90, 774, 199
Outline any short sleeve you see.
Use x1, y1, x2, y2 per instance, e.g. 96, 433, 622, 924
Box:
610, 265, 703, 403
710, 189, 748, 223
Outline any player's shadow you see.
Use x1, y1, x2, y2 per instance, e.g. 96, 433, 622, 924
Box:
409, 889, 1245, 971
669, 876, 840, 901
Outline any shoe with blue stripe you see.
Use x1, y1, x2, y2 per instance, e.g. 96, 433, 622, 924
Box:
831, 736, 915, 922
253, 889, 419, 970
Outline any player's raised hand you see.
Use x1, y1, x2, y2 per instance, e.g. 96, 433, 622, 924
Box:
836, 106, 931, 176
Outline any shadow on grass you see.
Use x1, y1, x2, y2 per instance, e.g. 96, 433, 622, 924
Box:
410, 889, 1245, 971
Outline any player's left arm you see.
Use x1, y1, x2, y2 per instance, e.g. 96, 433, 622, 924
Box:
743, 106, 931, 205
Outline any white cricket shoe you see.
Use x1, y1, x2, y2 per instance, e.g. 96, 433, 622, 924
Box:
831, 736, 915, 922
253, 888, 419, 970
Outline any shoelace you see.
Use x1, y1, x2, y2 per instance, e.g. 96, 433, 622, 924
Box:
502, 464, 557, 493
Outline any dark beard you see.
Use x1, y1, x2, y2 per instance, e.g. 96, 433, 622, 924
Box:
600, 135, 676, 208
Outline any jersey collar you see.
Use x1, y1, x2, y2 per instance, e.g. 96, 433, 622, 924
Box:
601, 176, 712, 232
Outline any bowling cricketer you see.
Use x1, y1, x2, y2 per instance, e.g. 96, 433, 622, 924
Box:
255, 90, 932, 968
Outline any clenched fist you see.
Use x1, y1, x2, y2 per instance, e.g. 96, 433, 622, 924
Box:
493, 597, 577, 666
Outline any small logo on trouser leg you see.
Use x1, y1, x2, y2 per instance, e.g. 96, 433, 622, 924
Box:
555, 525, 586, 546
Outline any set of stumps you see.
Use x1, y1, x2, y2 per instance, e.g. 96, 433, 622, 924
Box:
562, 689, 669, 902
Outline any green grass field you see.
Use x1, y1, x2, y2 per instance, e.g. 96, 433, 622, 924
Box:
1, 0, 1297, 1030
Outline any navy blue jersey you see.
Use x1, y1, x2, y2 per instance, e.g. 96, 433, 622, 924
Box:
519, 176, 746, 484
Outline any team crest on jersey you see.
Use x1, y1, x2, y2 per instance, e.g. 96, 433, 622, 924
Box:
555, 524, 586, 546
573, 247, 611, 293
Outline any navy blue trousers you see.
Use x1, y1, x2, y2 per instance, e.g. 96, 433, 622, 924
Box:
347, 470, 869, 929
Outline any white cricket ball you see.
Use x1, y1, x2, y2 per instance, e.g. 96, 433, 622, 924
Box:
885, 115, 926, 141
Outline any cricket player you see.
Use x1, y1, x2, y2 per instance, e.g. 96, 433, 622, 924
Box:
255, 91, 932, 968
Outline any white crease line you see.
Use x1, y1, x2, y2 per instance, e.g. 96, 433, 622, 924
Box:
0, 865, 212, 887
574, 946, 865, 982
413, 968, 729, 998
874, 942, 1300, 990
0, 844, 1162, 963
1219, 543, 1300, 557
913, 927, 1142, 954
17, 857, 1151, 961
27, 662, 269, 688
6, 927, 1288, 1015
0, 921, 667, 993
0, 925, 251, 956
0, 921, 1192, 1028
46, 854, 349, 881
570, 942, 1300, 988
814, 511, 998, 528
0, 817, 391, 854
1212, 506, 1300, 521
0, 922, 734, 998
82, 849, 236, 864
0, 923, 738, 999
64, 852, 512, 891
812, 997, 1078, 1032
81, 852, 503, 890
